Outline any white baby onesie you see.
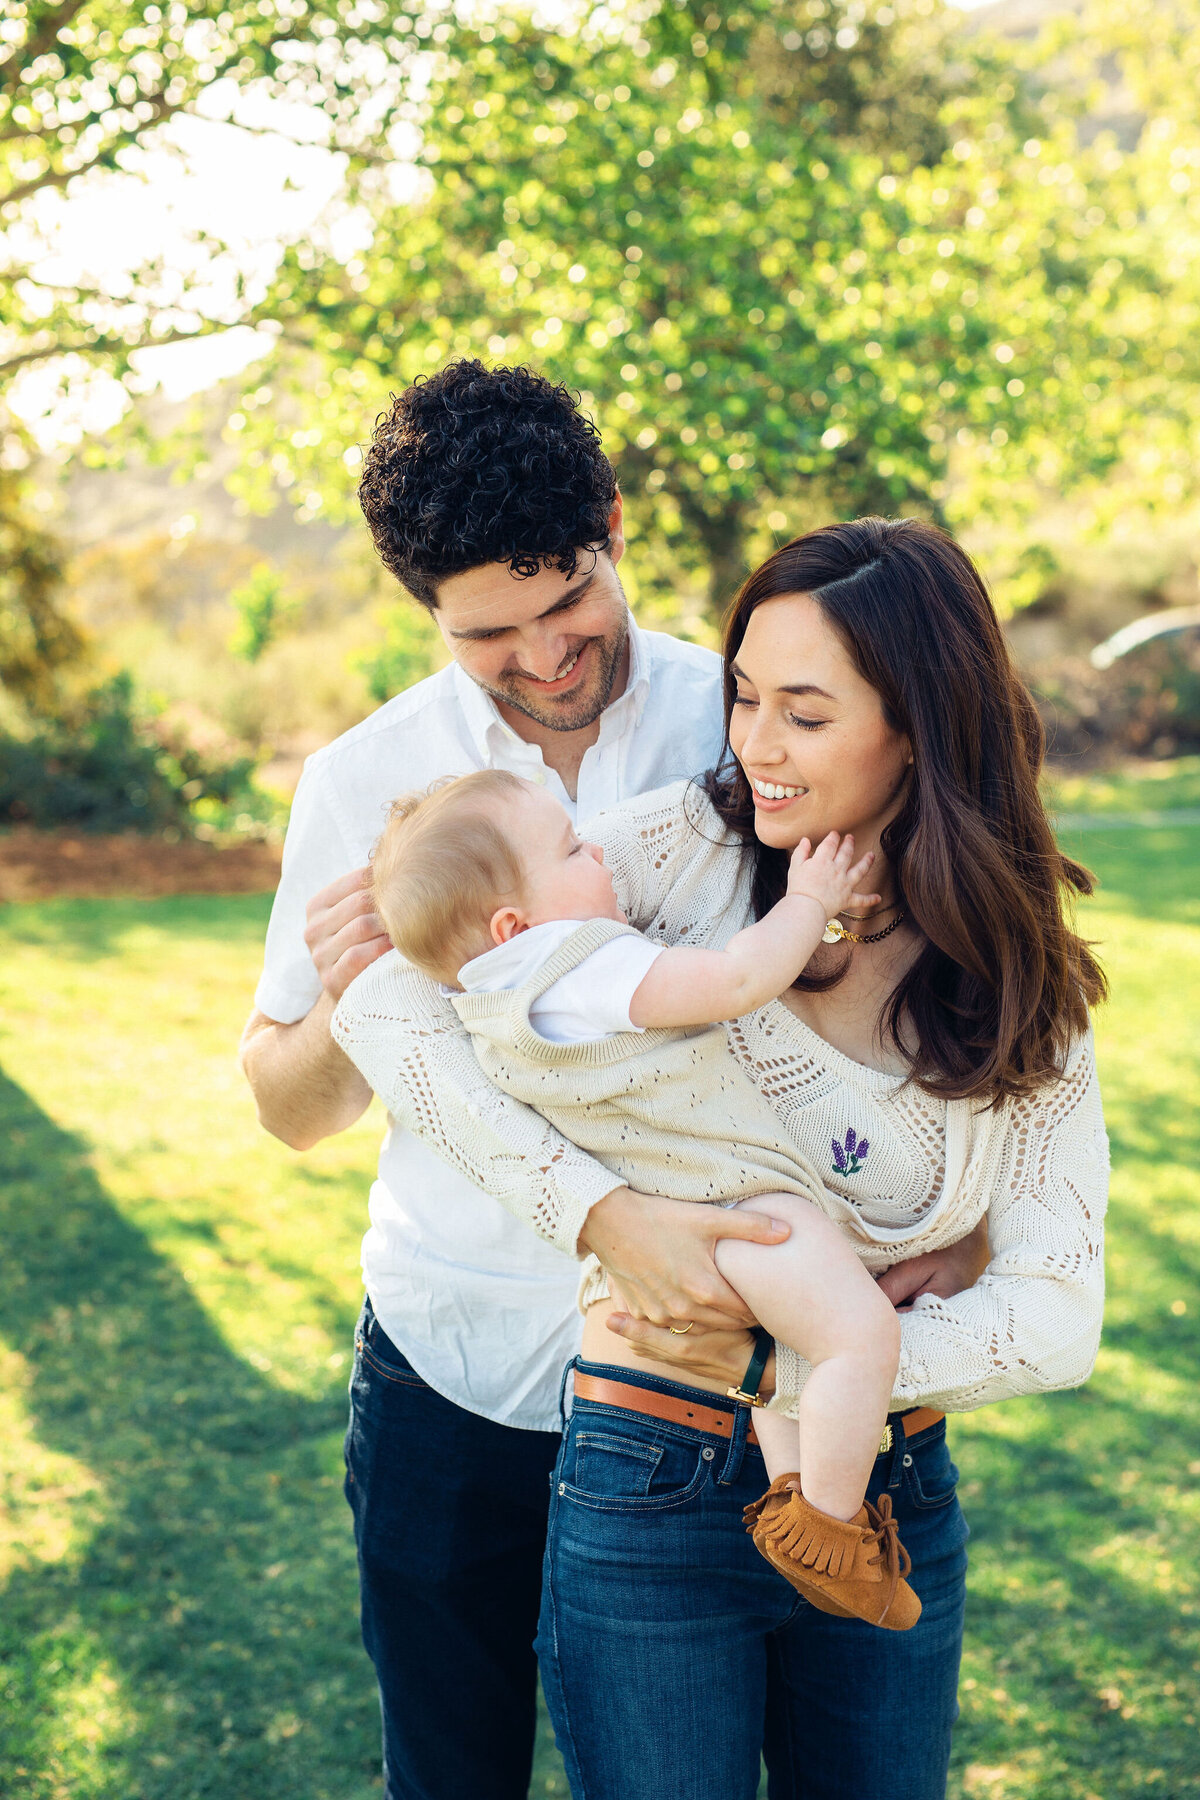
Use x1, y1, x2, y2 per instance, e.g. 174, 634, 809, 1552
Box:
457, 919, 665, 1044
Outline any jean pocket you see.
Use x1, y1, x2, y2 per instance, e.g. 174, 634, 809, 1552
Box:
355, 1319, 428, 1389
572, 1431, 664, 1497
560, 1425, 710, 1513
904, 1434, 960, 1511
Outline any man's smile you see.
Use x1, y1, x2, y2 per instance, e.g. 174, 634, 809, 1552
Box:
509, 642, 590, 693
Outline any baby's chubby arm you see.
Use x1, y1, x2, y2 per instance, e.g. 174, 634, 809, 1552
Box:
628, 832, 878, 1029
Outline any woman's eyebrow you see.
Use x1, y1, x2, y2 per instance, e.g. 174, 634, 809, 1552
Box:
731, 660, 834, 702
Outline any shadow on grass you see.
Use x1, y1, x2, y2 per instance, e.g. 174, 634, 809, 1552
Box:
950, 1386, 1199, 1797
0, 895, 274, 961
946, 1156, 1199, 1800
0, 1067, 382, 1800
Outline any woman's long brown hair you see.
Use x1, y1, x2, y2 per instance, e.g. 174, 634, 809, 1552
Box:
703, 517, 1105, 1104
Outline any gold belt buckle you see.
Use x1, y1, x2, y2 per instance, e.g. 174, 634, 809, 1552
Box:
879, 1423, 894, 1454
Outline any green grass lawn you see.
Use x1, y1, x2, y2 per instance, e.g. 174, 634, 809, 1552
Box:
0, 779, 1197, 1800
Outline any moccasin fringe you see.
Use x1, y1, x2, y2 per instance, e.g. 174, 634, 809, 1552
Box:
742, 1478, 923, 1631
764, 1504, 853, 1577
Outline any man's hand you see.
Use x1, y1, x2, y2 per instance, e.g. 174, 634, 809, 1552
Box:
577, 1188, 790, 1329
875, 1214, 991, 1310
304, 865, 393, 1003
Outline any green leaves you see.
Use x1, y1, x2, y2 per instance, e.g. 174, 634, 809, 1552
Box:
228, 564, 294, 664
247, 0, 1159, 608
6, 0, 1200, 619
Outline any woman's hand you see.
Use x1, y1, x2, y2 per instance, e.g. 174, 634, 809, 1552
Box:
577, 1189, 790, 1330
604, 1312, 777, 1396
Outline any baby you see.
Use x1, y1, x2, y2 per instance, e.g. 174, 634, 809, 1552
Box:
371, 768, 920, 1630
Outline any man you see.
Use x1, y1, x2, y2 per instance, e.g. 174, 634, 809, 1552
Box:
240, 361, 791, 1799
241, 360, 984, 1798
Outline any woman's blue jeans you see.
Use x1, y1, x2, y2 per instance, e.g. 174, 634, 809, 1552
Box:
537, 1359, 969, 1800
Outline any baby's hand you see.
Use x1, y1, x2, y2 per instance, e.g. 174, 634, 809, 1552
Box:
786, 832, 880, 921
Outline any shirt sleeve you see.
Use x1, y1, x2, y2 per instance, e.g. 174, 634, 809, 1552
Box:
771, 1030, 1110, 1419
254, 757, 360, 1025
331, 951, 627, 1256
531, 935, 665, 1040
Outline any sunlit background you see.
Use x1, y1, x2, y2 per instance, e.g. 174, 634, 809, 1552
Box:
1, 4, 1197, 1797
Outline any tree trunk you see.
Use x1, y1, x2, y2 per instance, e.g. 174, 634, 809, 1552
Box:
679, 496, 749, 624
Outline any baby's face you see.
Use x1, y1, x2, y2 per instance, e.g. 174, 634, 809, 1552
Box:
504, 783, 625, 928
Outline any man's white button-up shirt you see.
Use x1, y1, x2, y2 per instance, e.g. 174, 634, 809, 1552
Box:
255, 614, 725, 1429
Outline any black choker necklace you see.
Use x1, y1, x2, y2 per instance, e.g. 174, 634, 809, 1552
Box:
822, 911, 907, 947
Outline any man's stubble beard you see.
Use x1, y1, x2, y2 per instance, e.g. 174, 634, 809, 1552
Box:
479, 610, 630, 735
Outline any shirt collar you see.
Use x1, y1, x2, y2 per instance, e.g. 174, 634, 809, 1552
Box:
453, 658, 517, 763
453, 609, 650, 762
618, 610, 651, 729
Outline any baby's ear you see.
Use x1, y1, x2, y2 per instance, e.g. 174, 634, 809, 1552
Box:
490, 905, 527, 946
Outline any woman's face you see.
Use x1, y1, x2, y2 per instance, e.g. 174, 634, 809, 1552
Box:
727, 593, 912, 859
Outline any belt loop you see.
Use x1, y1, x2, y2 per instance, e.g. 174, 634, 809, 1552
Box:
558, 1356, 578, 1432
716, 1401, 751, 1486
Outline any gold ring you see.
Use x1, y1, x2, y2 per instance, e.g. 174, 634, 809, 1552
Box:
668, 1322, 694, 1335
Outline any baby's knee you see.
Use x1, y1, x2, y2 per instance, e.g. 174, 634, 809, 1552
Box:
714, 1193, 813, 1277
863, 1283, 903, 1364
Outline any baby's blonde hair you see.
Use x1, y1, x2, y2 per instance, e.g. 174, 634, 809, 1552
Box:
372, 769, 529, 984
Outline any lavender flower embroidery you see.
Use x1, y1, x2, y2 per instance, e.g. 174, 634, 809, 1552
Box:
832, 1127, 869, 1177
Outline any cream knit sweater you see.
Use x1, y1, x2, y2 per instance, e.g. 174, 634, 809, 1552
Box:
333, 779, 1110, 1417
453, 915, 829, 1325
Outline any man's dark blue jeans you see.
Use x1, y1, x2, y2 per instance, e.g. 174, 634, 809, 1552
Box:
537, 1358, 969, 1800
343, 1298, 561, 1800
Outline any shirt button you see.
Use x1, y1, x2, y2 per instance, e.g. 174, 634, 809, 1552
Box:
528, 768, 547, 784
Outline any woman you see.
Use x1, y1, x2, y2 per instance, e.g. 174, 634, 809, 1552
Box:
531, 518, 1108, 1799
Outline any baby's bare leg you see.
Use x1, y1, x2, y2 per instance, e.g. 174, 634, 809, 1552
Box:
714, 1194, 900, 1520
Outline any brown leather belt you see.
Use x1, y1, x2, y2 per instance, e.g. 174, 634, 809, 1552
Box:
572, 1373, 944, 1456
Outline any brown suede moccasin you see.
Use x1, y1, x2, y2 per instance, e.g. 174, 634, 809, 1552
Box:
743, 1475, 922, 1632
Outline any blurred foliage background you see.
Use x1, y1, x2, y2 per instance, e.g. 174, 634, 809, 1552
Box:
3, 0, 1200, 830
2, 9, 1199, 1799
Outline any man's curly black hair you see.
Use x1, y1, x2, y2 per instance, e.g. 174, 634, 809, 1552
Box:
358, 360, 618, 607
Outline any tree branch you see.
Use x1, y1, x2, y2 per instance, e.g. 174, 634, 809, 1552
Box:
0, 0, 89, 99
1, 19, 309, 211
0, 86, 182, 210
0, 318, 259, 378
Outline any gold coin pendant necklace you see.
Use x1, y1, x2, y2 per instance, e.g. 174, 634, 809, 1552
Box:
822, 904, 907, 947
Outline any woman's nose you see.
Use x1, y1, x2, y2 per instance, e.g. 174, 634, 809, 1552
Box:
739, 710, 784, 766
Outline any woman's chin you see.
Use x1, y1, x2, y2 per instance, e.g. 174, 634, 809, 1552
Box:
753, 809, 810, 851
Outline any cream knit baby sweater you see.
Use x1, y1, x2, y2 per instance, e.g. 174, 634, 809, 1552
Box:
452, 916, 830, 1315
333, 779, 1110, 1418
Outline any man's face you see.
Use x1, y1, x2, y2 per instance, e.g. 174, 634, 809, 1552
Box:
431, 499, 630, 734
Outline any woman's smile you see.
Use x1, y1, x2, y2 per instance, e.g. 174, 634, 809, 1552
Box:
749, 776, 809, 809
